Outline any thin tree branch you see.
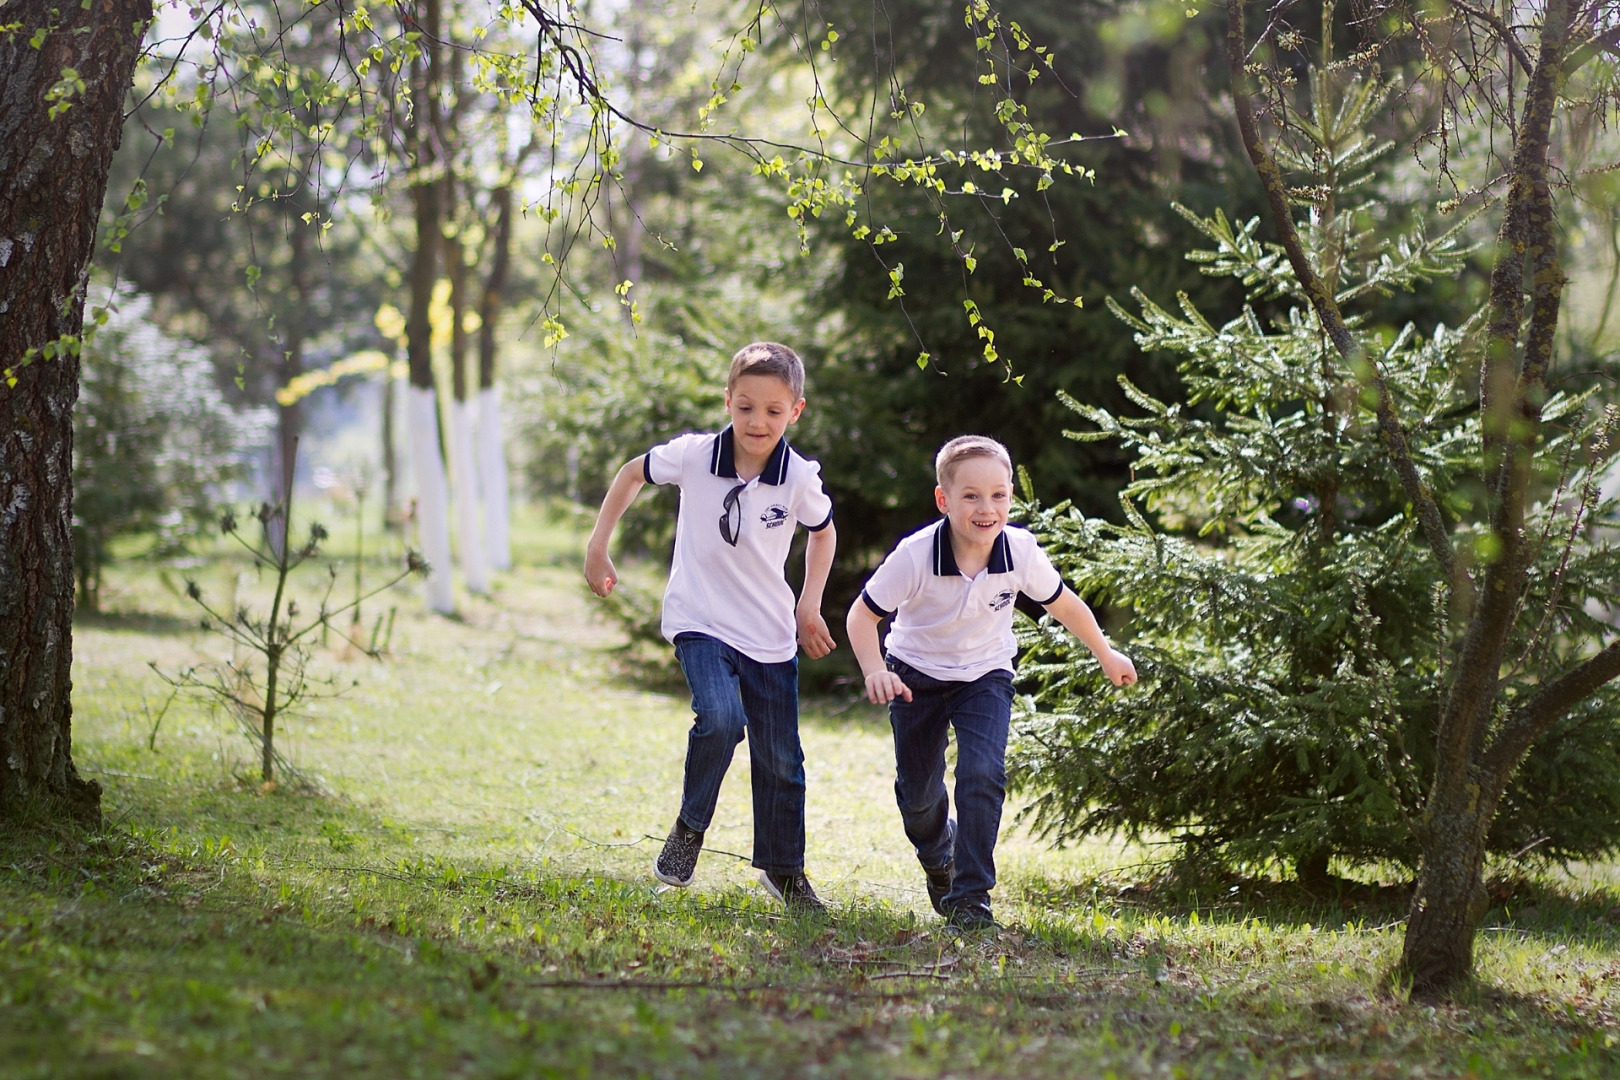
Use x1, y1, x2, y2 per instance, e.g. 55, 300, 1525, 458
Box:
1450, 0, 1535, 73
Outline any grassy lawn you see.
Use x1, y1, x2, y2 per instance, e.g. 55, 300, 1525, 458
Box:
5, 508, 1620, 1078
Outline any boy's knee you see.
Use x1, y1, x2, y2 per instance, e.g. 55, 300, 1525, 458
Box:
693, 706, 747, 743
893, 778, 944, 816
955, 759, 1007, 795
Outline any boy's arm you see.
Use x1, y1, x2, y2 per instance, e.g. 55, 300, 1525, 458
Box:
846, 597, 911, 704
796, 522, 837, 659
1042, 587, 1137, 687
584, 456, 648, 597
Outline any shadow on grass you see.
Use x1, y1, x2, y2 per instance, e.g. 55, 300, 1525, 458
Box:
1010, 859, 1620, 955
6, 796, 1620, 1080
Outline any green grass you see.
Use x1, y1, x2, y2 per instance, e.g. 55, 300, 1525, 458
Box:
6, 507, 1620, 1077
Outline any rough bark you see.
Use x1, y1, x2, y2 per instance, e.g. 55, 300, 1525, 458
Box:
1399, 0, 1575, 997
0, 0, 151, 823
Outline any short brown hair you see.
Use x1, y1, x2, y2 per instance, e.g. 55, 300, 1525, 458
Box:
935, 435, 1013, 490
727, 341, 805, 400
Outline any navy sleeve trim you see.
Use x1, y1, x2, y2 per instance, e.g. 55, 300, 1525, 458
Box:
641, 454, 655, 484
1034, 580, 1066, 607
860, 590, 894, 620
806, 505, 835, 532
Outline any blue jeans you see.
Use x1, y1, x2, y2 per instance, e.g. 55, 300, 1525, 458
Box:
673, 633, 805, 876
886, 656, 1014, 909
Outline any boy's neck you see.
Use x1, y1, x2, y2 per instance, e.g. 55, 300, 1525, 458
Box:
947, 521, 995, 577
729, 428, 778, 481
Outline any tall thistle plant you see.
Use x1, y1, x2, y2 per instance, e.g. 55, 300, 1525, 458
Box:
1009, 73, 1620, 882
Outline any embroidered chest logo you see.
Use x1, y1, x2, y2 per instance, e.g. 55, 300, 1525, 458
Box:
760, 505, 790, 529
988, 589, 1015, 612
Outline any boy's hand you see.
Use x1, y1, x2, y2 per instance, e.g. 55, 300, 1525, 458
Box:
864, 670, 912, 705
797, 607, 837, 660
1100, 648, 1137, 687
584, 547, 618, 597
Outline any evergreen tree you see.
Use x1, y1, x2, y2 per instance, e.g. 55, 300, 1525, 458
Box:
1009, 73, 1620, 880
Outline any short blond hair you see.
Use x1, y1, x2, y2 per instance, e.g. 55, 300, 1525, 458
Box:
935, 435, 1013, 490
727, 341, 805, 400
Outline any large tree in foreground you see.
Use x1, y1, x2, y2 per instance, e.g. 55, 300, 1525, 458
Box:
0, 0, 151, 823
1220, 0, 1618, 995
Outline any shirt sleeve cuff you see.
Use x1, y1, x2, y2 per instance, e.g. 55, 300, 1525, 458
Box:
642, 454, 655, 484
860, 589, 894, 619
806, 505, 834, 532
1034, 580, 1065, 607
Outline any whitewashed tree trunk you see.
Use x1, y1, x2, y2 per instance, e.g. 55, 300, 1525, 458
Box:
407, 385, 455, 613
451, 396, 488, 593
477, 384, 512, 571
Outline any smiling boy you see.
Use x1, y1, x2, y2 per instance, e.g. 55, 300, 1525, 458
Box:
847, 436, 1135, 930
585, 343, 837, 914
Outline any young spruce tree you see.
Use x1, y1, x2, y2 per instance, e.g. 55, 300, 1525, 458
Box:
1009, 72, 1620, 883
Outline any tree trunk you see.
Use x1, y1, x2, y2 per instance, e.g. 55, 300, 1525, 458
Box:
404, 0, 452, 613
476, 176, 516, 571
381, 361, 398, 530
445, 177, 488, 595
0, 0, 151, 823
272, 210, 310, 549
1401, 783, 1496, 995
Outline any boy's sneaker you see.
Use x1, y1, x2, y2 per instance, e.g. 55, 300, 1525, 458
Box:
759, 870, 828, 916
922, 855, 954, 916
653, 820, 704, 887
944, 902, 1001, 933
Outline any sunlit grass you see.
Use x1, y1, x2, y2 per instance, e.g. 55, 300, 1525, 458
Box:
5, 506, 1618, 1077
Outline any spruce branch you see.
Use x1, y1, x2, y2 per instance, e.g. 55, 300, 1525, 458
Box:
1224, 0, 1459, 590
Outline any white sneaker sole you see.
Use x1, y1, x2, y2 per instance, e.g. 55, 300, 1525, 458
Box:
652, 854, 694, 888
757, 870, 784, 902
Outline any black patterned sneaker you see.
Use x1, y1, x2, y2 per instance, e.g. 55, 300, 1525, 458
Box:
652, 819, 704, 887
944, 902, 1001, 932
759, 871, 829, 916
922, 855, 955, 916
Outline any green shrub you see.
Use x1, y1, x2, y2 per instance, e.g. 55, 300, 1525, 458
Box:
74, 287, 270, 611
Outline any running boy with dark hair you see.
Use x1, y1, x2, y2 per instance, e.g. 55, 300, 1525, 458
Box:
586, 342, 837, 913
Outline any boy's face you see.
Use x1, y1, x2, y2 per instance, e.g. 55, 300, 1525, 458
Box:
936, 456, 1014, 546
724, 373, 804, 460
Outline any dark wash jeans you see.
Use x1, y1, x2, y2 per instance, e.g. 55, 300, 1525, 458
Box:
885, 656, 1015, 910
673, 632, 805, 876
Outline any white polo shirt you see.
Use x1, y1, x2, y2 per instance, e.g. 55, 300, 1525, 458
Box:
860, 518, 1064, 682
644, 427, 834, 663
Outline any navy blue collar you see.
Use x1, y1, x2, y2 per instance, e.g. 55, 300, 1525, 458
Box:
932, 517, 1014, 577
709, 425, 791, 486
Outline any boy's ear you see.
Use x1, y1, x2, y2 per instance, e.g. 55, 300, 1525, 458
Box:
935, 485, 948, 512
789, 398, 806, 424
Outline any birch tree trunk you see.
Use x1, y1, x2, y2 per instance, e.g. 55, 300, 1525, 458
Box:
445, 175, 488, 595
0, 0, 151, 823
404, 0, 453, 613
476, 173, 517, 572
